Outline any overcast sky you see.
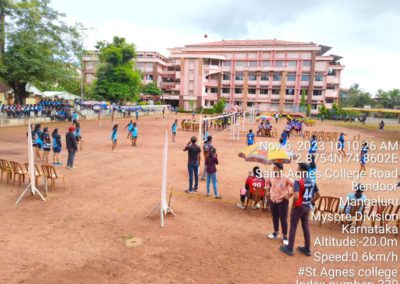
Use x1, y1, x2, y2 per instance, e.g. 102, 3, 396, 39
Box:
51, 0, 400, 95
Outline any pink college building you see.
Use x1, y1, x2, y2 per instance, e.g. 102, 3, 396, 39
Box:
83, 39, 344, 114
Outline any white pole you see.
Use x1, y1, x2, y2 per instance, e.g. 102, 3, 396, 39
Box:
28, 120, 36, 193
16, 119, 46, 205
242, 111, 245, 131
160, 129, 168, 228
198, 114, 202, 174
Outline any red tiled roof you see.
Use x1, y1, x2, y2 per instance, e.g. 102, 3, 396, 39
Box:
186, 39, 317, 48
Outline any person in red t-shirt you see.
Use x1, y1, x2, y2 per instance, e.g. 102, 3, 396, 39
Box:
237, 166, 266, 209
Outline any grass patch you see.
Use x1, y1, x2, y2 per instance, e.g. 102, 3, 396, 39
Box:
332, 121, 400, 132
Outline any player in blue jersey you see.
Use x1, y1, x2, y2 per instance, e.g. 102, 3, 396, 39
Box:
246, 129, 255, 146
111, 124, 118, 152
337, 132, 346, 156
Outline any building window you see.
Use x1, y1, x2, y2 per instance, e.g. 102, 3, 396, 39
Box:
248, 72, 257, 81
303, 60, 311, 67
328, 69, 336, 76
235, 87, 242, 94
260, 88, 268, 95
249, 61, 258, 67
288, 61, 297, 67
300, 89, 308, 97
315, 72, 324, 81
210, 87, 218, 93
235, 72, 244, 80
137, 54, 144, 58
222, 86, 230, 93
262, 60, 270, 67
236, 61, 245, 67
301, 73, 309, 81
260, 72, 269, 81
287, 73, 296, 81
146, 54, 153, 58
286, 88, 295, 95
223, 61, 231, 67
327, 84, 336, 90
273, 72, 281, 81
272, 88, 280, 95
275, 61, 284, 67
223, 72, 231, 80
248, 88, 256, 94
313, 90, 323, 96
326, 98, 334, 103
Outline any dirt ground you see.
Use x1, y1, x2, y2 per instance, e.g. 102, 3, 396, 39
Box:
0, 113, 399, 284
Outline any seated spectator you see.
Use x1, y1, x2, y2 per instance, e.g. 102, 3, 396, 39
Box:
340, 184, 367, 214
237, 166, 266, 209
257, 122, 264, 136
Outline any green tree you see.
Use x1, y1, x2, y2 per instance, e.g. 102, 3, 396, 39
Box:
341, 84, 375, 108
375, 89, 400, 109
92, 36, 141, 102
300, 89, 307, 107
1, 0, 82, 104
213, 98, 226, 113
306, 103, 311, 117
141, 82, 162, 96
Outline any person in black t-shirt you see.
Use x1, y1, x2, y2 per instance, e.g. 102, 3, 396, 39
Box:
183, 136, 201, 193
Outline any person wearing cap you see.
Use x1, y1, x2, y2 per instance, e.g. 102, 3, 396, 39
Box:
201, 136, 213, 180
66, 126, 78, 169
340, 184, 367, 214
266, 163, 294, 246
280, 163, 320, 257
183, 136, 201, 193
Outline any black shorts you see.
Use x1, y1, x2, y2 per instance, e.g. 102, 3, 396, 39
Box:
43, 148, 51, 152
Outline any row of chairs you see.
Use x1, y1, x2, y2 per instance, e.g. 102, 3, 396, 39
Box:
315, 196, 400, 230
181, 122, 199, 132
304, 130, 339, 142
257, 128, 278, 138
0, 159, 65, 192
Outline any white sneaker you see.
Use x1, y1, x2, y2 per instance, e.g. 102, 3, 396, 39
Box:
268, 232, 279, 240
236, 203, 245, 209
283, 237, 289, 246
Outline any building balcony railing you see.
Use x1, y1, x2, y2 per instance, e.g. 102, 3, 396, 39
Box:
326, 76, 340, 84
203, 65, 222, 77
325, 89, 338, 97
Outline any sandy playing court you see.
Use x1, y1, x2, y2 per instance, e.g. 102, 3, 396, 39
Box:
0, 113, 399, 284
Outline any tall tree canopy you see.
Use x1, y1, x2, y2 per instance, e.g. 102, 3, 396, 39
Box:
92, 36, 141, 102
0, 0, 82, 104
341, 83, 376, 108
141, 82, 162, 96
375, 88, 400, 109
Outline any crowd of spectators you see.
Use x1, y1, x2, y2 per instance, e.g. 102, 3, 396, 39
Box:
1, 99, 72, 121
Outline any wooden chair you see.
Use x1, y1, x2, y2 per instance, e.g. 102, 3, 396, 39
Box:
367, 203, 394, 227
41, 165, 66, 192
303, 130, 310, 140
315, 196, 340, 226
25, 163, 42, 186
0, 159, 13, 183
337, 201, 366, 227
245, 188, 266, 216
9, 161, 28, 185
